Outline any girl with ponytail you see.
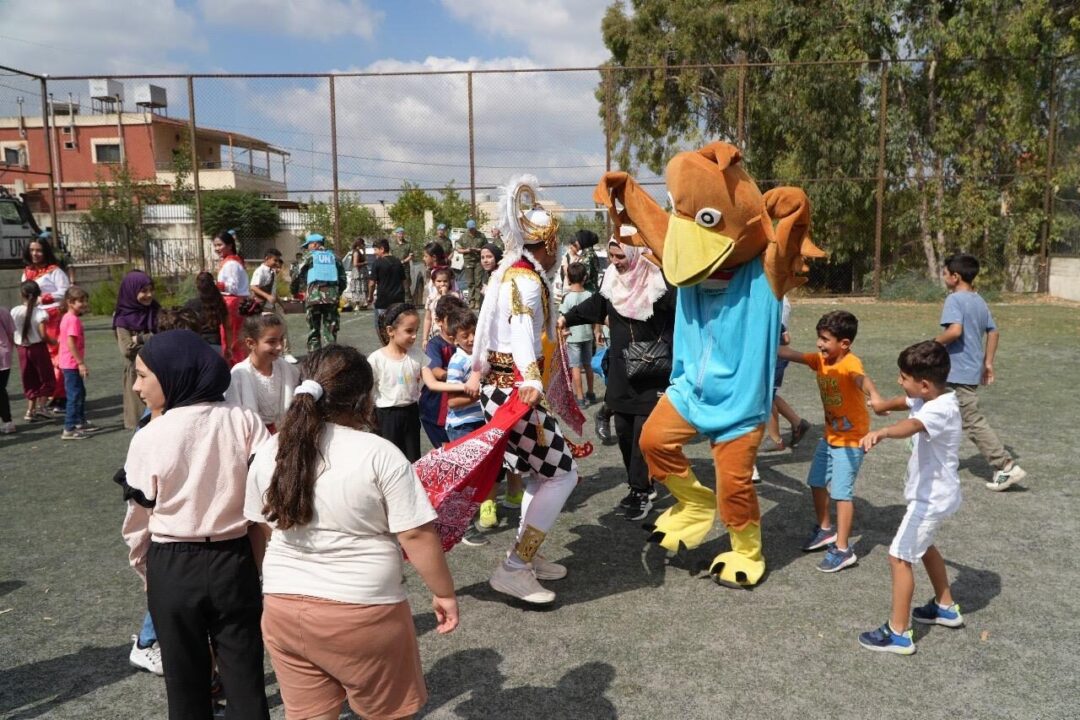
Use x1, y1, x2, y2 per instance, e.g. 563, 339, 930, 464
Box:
245, 345, 457, 720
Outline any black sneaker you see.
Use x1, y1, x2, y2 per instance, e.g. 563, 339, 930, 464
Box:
617, 490, 637, 512
624, 491, 653, 521
585, 391, 597, 404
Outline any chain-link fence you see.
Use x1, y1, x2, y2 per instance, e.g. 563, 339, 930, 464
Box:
1, 57, 1076, 294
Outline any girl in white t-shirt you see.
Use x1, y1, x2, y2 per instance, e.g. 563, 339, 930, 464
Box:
226, 314, 300, 432
10, 281, 56, 420
246, 344, 457, 720
369, 303, 424, 462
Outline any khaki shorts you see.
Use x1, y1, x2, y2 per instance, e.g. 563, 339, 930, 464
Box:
262, 594, 427, 720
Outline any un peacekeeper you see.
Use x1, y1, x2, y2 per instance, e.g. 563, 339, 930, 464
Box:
457, 218, 486, 309
432, 222, 451, 250
290, 233, 347, 351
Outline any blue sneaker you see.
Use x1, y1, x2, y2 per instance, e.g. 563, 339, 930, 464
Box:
817, 544, 857, 573
911, 598, 964, 628
802, 525, 837, 552
859, 622, 915, 655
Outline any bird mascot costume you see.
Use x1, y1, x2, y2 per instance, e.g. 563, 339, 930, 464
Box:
594, 141, 823, 586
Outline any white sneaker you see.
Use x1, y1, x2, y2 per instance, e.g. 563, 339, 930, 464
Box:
490, 563, 555, 604
531, 555, 567, 581
129, 635, 164, 675
987, 463, 1027, 491
283, 354, 299, 364
0, 421, 15, 435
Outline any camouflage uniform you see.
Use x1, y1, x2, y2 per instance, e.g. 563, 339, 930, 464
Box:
457, 228, 486, 308
291, 251, 347, 352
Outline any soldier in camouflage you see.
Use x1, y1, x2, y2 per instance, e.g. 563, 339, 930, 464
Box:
290, 233, 347, 352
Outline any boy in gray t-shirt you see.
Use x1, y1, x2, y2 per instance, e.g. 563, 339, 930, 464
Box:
934, 253, 1026, 491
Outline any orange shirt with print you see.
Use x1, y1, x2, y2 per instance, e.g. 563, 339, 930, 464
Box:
802, 351, 870, 447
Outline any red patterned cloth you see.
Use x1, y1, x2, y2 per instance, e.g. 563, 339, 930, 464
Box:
412, 393, 532, 552
546, 338, 585, 436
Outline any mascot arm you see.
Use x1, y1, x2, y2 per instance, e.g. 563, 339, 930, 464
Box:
762, 187, 826, 299
593, 172, 670, 265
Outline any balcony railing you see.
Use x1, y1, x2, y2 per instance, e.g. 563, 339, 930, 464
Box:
156, 160, 272, 179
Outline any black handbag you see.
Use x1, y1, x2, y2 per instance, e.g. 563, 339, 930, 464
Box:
622, 320, 672, 382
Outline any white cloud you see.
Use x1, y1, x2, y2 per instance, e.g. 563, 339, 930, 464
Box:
240, 55, 609, 212
198, 0, 383, 40
0, 0, 201, 75
439, 0, 610, 66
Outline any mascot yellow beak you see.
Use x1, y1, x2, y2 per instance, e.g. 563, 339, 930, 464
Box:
662, 215, 737, 286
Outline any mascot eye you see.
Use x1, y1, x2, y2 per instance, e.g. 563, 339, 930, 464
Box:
695, 207, 722, 228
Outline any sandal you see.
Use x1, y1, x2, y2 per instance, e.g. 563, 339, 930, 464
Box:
790, 419, 811, 447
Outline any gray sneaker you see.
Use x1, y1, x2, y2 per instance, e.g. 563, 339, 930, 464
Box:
61, 429, 90, 441
987, 463, 1027, 491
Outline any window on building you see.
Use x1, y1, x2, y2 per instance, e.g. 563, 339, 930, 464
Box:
2, 144, 27, 165
94, 142, 122, 164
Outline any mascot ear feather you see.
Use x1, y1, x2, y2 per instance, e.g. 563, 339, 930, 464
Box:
593, 172, 669, 263
696, 142, 742, 170
763, 187, 826, 299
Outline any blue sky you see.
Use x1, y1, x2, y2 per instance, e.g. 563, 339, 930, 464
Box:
1, 0, 624, 209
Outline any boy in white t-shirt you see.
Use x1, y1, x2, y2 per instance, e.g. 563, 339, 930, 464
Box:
859, 340, 964, 655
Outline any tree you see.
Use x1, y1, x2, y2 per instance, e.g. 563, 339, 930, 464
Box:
388, 181, 439, 254
599, 0, 1080, 289
87, 161, 162, 260
306, 192, 383, 250
435, 181, 488, 229
169, 138, 194, 206
200, 190, 280, 256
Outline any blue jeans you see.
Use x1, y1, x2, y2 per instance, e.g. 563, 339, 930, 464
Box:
62, 369, 86, 431
446, 419, 485, 441
137, 610, 157, 647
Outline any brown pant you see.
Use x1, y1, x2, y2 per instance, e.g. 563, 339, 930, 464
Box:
640, 394, 764, 531
949, 383, 1012, 470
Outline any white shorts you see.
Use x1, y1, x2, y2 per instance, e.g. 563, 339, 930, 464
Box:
889, 503, 949, 562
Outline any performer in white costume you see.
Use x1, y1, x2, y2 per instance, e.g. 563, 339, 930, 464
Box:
467, 176, 578, 605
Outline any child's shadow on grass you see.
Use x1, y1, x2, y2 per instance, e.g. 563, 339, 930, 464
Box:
418, 648, 617, 720
0, 643, 135, 719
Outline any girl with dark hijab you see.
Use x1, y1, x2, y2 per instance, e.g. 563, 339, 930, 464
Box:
113, 270, 160, 429
121, 330, 271, 719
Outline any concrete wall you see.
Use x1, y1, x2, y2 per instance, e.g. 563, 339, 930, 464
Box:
1049, 256, 1080, 302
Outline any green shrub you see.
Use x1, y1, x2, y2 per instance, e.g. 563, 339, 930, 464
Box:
879, 270, 947, 302
88, 267, 197, 317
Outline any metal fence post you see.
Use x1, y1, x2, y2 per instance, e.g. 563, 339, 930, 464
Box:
1038, 57, 1059, 293
329, 75, 341, 247
467, 71, 476, 216
737, 62, 747, 147
873, 62, 889, 297
186, 76, 204, 270
38, 76, 59, 238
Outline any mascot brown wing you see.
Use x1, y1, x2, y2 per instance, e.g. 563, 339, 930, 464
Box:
593, 171, 669, 265
762, 187, 826, 299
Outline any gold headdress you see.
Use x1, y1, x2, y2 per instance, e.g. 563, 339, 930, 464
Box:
501, 176, 560, 257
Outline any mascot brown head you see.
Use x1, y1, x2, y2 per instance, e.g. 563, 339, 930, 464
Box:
593, 141, 824, 297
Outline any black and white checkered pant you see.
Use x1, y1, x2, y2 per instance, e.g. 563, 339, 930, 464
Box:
480, 385, 577, 480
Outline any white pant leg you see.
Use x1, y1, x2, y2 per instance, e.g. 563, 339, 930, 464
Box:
517, 469, 577, 538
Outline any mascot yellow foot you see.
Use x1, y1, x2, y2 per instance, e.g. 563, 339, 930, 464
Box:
709, 524, 766, 588
646, 471, 716, 552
